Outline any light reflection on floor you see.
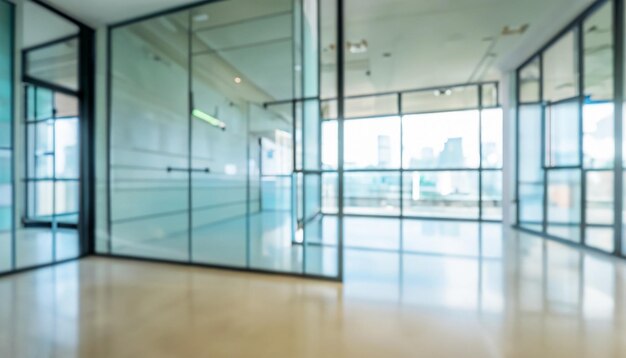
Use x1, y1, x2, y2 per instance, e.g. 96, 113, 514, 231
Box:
0, 217, 625, 356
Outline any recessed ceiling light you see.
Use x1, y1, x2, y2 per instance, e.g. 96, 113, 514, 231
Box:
194, 13, 209, 22
347, 40, 368, 54
502, 24, 529, 36
234, 77, 242, 84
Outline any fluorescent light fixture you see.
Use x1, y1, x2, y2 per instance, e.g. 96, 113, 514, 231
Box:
194, 13, 209, 22
192, 109, 226, 130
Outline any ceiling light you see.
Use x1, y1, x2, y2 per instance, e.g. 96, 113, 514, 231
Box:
347, 40, 368, 54
502, 24, 529, 36
194, 13, 209, 22
234, 77, 242, 84
192, 109, 226, 130
433, 89, 453, 97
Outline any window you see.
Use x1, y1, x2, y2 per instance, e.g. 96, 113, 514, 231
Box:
402, 110, 479, 169
25, 86, 80, 225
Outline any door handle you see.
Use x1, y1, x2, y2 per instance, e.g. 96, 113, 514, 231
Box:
166, 167, 211, 173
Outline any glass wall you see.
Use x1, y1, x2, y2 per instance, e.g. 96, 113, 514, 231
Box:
0, 0, 87, 273
106, 0, 339, 279
516, 0, 617, 254
0, 0, 13, 273
17, 4, 81, 268
321, 83, 503, 221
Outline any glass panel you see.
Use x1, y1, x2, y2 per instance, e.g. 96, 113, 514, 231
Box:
0, 150, 12, 272
18, 181, 54, 268
547, 169, 581, 242
345, 94, 398, 118
543, 30, 579, 102
319, 0, 336, 99
402, 110, 479, 169
321, 120, 337, 169
55, 180, 79, 224
35, 87, 54, 120
0, 2, 15, 272
583, 103, 614, 168
344, 172, 400, 215
27, 121, 54, 179
403, 171, 479, 219
54, 92, 79, 118
586, 227, 614, 252
304, 215, 338, 276
321, 99, 337, 119
481, 83, 498, 107
25, 38, 79, 91
586, 171, 613, 225
481, 108, 503, 168
302, 0, 319, 98
303, 99, 321, 170
109, 11, 190, 261
546, 100, 580, 167
0, 3, 11, 150
322, 172, 338, 214
519, 57, 540, 103
518, 104, 543, 229
583, 2, 614, 102
304, 173, 321, 221
55, 118, 79, 179
402, 85, 478, 113
482, 171, 503, 220
344, 116, 401, 169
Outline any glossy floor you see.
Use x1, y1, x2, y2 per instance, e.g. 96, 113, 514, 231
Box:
0, 221, 626, 357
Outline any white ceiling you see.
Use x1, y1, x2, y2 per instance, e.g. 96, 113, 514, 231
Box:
43, 0, 600, 98
22, 1, 78, 48
45, 0, 201, 26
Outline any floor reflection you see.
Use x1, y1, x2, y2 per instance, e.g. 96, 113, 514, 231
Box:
1, 219, 626, 356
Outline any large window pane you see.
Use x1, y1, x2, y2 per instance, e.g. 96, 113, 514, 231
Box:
547, 169, 581, 242
322, 172, 338, 214
586, 171, 613, 225
110, 11, 190, 261
345, 94, 398, 118
403, 171, 479, 219
583, 2, 613, 102
543, 30, 579, 102
344, 117, 400, 169
481, 83, 498, 108
546, 100, 580, 167
403, 110, 479, 169
344, 172, 400, 215
519, 57, 540, 103
25, 38, 79, 91
321, 120, 337, 169
482, 108, 503, 168
518, 104, 543, 229
482, 171, 503, 220
583, 103, 614, 168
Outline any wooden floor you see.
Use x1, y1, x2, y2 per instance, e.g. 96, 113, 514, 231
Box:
0, 229, 625, 357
